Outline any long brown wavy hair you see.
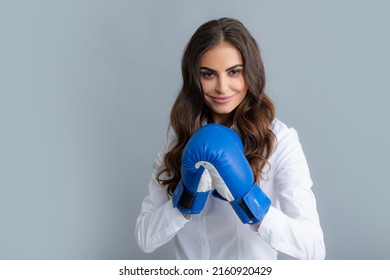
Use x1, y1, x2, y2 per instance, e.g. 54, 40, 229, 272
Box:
157, 17, 276, 195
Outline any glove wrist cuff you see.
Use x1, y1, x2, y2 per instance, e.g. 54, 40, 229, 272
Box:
230, 183, 271, 224
172, 180, 209, 214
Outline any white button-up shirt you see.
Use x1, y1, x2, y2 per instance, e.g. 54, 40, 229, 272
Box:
135, 119, 325, 259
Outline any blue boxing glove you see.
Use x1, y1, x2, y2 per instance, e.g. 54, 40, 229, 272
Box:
172, 131, 213, 215
194, 124, 271, 224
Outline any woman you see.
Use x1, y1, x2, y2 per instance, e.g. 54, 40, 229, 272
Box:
135, 17, 325, 259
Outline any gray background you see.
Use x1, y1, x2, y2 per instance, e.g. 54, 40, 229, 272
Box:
1, 0, 389, 260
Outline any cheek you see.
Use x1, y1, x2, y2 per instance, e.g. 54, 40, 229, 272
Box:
200, 80, 214, 94
232, 78, 247, 92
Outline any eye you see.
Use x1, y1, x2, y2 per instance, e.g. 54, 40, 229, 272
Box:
200, 71, 215, 79
228, 68, 242, 76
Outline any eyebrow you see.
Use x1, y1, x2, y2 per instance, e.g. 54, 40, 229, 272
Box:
199, 64, 244, 72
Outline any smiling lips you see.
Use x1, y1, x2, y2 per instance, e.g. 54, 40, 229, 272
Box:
208, 95, 234, 104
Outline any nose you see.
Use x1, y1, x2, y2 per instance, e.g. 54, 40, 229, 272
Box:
215, 76, 229, 95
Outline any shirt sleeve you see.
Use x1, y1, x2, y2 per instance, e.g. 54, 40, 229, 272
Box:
134, 129, 189, 253
255, 124, 326, 259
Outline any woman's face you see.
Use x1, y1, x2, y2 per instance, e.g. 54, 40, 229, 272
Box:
199, 41, 247, 124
